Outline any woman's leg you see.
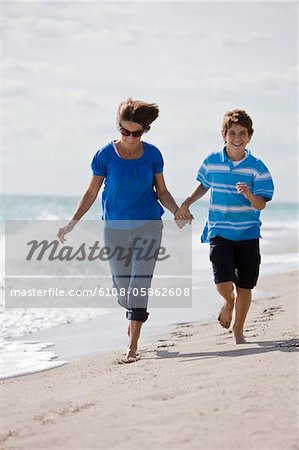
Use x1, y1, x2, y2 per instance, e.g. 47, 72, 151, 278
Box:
104, 226, 131, 309
105, 222, 162, 362
127, 321, 142, 360
124, 310, 147, 362
122, 221, 163, 362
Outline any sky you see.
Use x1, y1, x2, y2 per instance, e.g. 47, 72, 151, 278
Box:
3, 1, 297, 202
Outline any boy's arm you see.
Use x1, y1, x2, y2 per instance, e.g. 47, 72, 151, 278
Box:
175, 184, 209, 220
236, 182, 266, 210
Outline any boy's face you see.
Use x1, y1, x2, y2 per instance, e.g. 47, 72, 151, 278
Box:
223, 124, 251, 157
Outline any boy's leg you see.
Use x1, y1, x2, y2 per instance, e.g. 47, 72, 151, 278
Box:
210, 237, 236, 329
216, 282, 235, 329
233, 239, 260, 344
233, 287, 252, 344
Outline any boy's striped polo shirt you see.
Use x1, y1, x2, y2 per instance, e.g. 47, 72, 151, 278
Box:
197, 148, 274, 242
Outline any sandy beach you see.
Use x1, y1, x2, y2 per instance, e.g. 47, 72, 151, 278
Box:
1, 270, 298, 450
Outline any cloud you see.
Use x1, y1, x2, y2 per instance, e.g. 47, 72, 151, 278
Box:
3, 127, 42, 141
3, 4, 89, 39
2, 2, 296, 202
2, 80, 35, 98
3, 58, 55, 74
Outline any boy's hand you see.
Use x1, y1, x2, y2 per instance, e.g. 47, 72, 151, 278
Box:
236, 182, 252, 200
236, 182, 266, 210
174, 206, 193, 229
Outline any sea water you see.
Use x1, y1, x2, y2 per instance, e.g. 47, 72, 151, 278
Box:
1, 195, 298, 379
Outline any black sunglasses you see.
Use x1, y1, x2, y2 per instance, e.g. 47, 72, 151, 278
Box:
119, 125, 145, 137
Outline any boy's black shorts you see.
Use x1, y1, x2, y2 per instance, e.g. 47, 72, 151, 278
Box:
209, 236, 261, 289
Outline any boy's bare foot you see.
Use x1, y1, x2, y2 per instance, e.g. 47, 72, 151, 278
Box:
119, 346, 140, 364
218, 297, 234, 329
233, 327, 248, 344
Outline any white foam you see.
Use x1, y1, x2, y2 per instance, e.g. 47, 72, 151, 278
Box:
2, 307, 112, 339
36, 212, 62, 220
0, 340, 67, 380
1, 306, 114, 380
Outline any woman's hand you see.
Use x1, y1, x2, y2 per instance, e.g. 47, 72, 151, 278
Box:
57, 175, 104, 244
57, 220, 77, 244
174, 184, 208, 228
174, 206, 193, 229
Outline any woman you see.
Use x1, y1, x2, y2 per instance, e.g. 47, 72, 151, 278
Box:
57, 98, 180, 363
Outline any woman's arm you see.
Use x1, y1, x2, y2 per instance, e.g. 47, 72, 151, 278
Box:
71, 175, 104, 220
57, 175, 104, 243
153, 173, 180, 216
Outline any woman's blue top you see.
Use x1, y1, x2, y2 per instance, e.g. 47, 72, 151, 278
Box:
91, 141, 164, 222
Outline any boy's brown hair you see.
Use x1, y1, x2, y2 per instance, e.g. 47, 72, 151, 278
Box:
222, 109, 254, 137
117, 98, 159, 131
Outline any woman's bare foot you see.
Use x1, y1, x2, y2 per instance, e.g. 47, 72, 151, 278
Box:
233, 326, 248, 344
218, 295, 235, 329
120, 320, 143, 363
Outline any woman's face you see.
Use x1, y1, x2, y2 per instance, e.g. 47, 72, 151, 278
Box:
118, 120, 144, 149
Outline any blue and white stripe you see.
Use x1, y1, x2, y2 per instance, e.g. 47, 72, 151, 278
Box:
197, 148, 274, 242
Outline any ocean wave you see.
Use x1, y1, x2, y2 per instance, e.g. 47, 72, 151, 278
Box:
37, 212, 62, 220
1, 306, 113, 340
0, 340, 67, 380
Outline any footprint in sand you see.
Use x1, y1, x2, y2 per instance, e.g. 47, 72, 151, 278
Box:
174, 322, 194, 328
257, 306, 284, 322
263, 306, 284, 314
34, 402, 95, 425
274, 339, 299, 348
0, 429, 20, 444
171, 331, 193, 339
156, 342, 176, 349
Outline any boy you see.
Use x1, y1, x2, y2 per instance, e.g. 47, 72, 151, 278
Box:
176, 109, 274, 344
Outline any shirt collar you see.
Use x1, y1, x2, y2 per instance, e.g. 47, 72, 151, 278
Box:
221, 146, 228, 162
221, 146, 251, 163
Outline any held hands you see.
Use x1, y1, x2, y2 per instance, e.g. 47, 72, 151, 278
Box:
174, 205, 193, 229
57, 220, 77, 243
